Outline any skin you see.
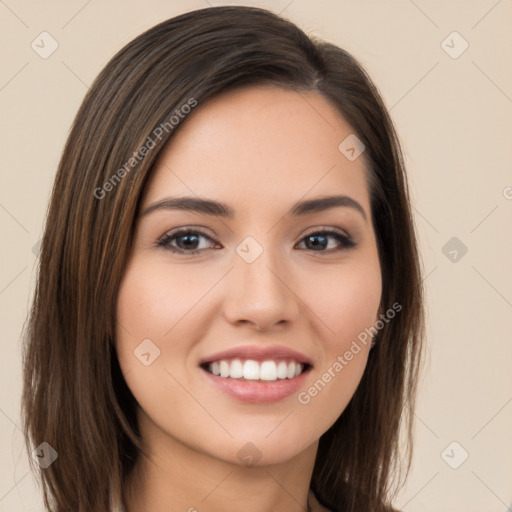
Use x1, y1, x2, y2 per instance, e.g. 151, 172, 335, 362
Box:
116, 84, 382, 512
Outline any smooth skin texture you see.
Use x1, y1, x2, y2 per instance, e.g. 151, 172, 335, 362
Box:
116, 84, 382, 512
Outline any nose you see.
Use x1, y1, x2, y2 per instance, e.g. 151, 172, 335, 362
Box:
222, 244, 300, 332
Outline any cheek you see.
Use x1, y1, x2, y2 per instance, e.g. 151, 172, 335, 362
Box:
114, 261, 205, 439
294, 258, 381, 423
114, 258, 221, 408
303, 257, 382, 349
115, 258, 215, 346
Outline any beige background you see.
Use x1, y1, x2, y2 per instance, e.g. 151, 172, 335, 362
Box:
1, 1, 511, 510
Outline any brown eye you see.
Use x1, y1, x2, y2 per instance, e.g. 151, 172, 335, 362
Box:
158, 229, 217, 254
297, 230, 356, 252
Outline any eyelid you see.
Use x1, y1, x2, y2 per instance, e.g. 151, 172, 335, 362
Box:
158, 225, 352, 240
301, 225, 350, 238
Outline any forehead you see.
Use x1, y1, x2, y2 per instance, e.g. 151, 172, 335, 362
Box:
143, 85, 371, 220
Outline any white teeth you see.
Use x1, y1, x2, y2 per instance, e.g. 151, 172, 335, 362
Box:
243, 360, 260, 380
286, 361, 296, 379
229, 359, 243, 379
211, 361, 220, 376
260, 361, 277, 381
219, 360, 230, 378
277, 361, 288, 379
206, 358, 307, 381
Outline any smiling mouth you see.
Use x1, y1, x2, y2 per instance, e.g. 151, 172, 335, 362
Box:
200, 358, 312, 382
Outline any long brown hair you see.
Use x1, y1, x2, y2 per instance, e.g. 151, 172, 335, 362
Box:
21, 6, 425, 512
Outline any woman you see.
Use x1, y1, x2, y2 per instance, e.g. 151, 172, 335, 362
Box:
22, 6, 424, 512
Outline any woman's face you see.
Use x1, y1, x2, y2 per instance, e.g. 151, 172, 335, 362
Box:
115, 85, 382, 466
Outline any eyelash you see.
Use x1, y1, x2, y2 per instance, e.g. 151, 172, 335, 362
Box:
157, 227, 356, 255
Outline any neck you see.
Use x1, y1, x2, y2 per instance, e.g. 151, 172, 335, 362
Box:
123, 411, 318, 512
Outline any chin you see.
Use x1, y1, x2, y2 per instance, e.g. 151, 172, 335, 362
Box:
208, 424, 319, 467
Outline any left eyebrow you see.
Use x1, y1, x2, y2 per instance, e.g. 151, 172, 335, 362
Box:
141, 194, 367, 222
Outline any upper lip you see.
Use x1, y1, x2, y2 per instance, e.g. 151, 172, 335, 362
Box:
199, 345, 313, 366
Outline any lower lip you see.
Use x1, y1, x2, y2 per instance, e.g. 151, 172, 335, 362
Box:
200, 367, 311, 404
